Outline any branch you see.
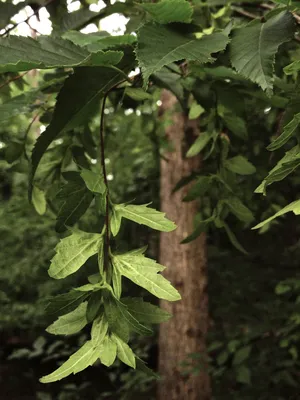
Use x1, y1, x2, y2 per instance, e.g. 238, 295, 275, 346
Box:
260, 2, 300, 24
0, 72, 28, 91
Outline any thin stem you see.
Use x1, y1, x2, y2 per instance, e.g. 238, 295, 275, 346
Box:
0, 72, 28, 91
100, 94, 110, 271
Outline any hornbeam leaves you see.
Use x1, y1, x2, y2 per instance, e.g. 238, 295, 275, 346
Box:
48, 230, 102, 279
136, 24, 230, 86
230, 11, 296, 94
46, 302, 88, 336
113, 251, 181, 301
0, 36, 123, 73
140, 0, 193, 24
115, 203, 176, 232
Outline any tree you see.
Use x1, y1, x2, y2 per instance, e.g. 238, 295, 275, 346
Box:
1, 1, 300, 399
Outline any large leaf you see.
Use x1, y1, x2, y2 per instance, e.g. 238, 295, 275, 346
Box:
267, 112, 300, 151
113, 251, 181, 301
55, 174, 93, 232
111, 334, 136, 368
122, 297, 171, 324
40, 340, 98, 383
136, 24, 229, 86
0, 36, 123, 73
252, 200, 300, 230
31, 65, 132, 191
140, 0, 193, 24
46, 302, 88, 335
230, 11, 296, 93
48, 229, 102, 279
115, 203, 176, 232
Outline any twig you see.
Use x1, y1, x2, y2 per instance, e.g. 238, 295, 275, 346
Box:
0, 72, 28, 91
260, 2, 300, 23
232, 6, 259, 20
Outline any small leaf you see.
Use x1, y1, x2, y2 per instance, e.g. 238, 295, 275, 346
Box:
236, 365, 251, 385
81, 169, 106, 194
46, 302, 87, 336
115, 203, 176, 232
223, 223, 248, 254
188, 102, 205, 120
40, 341, 98, 383
186, 132, 212, 158
48, 230, 102, 279
233, 346, 251, 366
112, 334, 136, 368
32, 185, 47, 215
98, 336, 117, 367
112, 267, 122, 299
110, 207, 122, 237
267, 112, 300, 151
125, 87, 152, 101
140, 0, 193, 24
183, 176, 212, 201
44, 291, 89, 317
91, 314, 109, 346
122, 297, 171, 324
252, 200, 300, 229
224, 156, 256, 175
181, 217, 214, 244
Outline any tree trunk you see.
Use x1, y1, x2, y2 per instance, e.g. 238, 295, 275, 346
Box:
158, 90, 211, 400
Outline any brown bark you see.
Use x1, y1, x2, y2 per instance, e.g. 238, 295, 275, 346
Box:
158, 90, 211, 400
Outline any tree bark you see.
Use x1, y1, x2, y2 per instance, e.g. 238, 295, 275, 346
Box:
158, 90, 211, 400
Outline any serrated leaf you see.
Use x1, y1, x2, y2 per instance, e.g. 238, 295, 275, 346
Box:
91, 314, 109, 346
113, 252, 181, 301
30, 65, 131, 195
63, 31, 136, 49
136, 24, 229, 86
44, 291, 89, 317
48, 230, 102, 279
186, 132, 212, 157
125, 87, 152, 101
98, 336, 117, 367
32, 185, 47, 215
112, 334, 136, 368
224, 156, 256, 175
233, 346, 251, 366
252, 200, 300, 230
267, 112, 300, 151
81, 169, 106, 194
115, 203, 176, 232
224, 197, 254, 223
140, 0, 193, 24
110, 207, 122, 237
230, 11, 296, 93
40, 340, 98, 383
122, 297, 171, 324
46, 302, 87, 336
55, 175, 93, 232
86, 291, 102, 322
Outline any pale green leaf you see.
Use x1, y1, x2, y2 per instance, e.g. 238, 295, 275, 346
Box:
267, 112, 300, 151
188, 102, 205, 120
40, 340, 98, 383
32, 185, 47, 216
113, 252, 181, 301
122, 297, 171, 324
115, 203, 176, 232
91, 314, 109, 346
0, 36, 123, 73
112, 334, 136, 368
110, 207, 122, 237
140, 0, 193, 24
186, 132, 212, 157
230, 11, 296, 93
224, 156, 256, 175
284, 60, 300, 75
81, 169, 106, 194
48, 230, 102, 279
46, 302, 87, 336
252, 200, 300, 230
136, 24, 229, 86
98, 336, 117, 367
112, 267, 122, 299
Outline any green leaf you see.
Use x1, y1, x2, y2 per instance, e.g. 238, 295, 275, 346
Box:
91, 314, 109, 346
152, 68, 184, 107
236, 365, 251, 385
230, 11, 296, 93
188, 102, 205, 120
55, 174, 93, 233
46, 302, 87, 336
86, 291, 102, 323
110, 207, 122, 237
233, 346, 251, 366
81, 169, 106, 194
40, 340, 98, 383
284, 60, 300, 75
186, 132, 212, 158
267, 112, 300, 151
122, 297, 171, 324
113, 251, 181, 301
63, 31, 136, 49
48, 229, 102, 279
181, 217, 214, 244
115, 203, 176, 232
31, 65, 130, 194
136, 24, 229, 86
222, 113, 248, 140
112, 334, 136, 368
223, 223, 248, 254
32, 186, 47, 216
140, 0, 193, 24
104, 295, 130, 342
224, 197, 254, 223
44, 291, 89, 317
125, 87, 152, 101
98, 336, 117, 367
183, 176, 212, 201
224, 156, 256, 175
112, 267, 122, 299
252, 200, 300, 229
